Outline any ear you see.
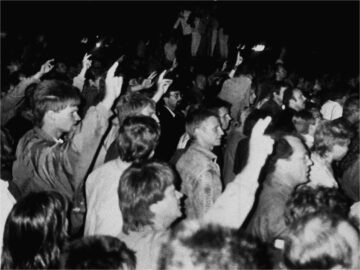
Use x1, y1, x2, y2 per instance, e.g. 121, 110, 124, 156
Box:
44, 110, 57, 123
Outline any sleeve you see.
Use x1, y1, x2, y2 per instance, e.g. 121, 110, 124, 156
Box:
1, 77, 39, 126
193, 170, 220, 219
203, 171, 259, 229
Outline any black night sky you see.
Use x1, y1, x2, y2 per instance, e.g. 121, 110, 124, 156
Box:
1, 1, 359, 73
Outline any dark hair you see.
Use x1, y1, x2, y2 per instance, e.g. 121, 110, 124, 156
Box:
204, 97, 231, 114
185, 109, 218, 139
118, 162, 175, 234
265, 132, 300, 175
117, 116, 160, 163
285, 186, 351, 226
292, 110, 315, 134
32, 80, 81, 127
342, 94, 359, 123
243, 109, 271, 137
115, 92, 156, 125
1, 191, 68, 269
283, 88, 302, 108
284, 211, 359, 269
159, 221, 271, 270
61, 235, 136, 269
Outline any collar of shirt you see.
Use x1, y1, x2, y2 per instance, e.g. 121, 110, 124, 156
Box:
190, 143, 218, 163
164, 105, 176, 118
35, 127, 64, 144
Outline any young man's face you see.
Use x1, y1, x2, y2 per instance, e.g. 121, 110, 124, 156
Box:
150, 184, 183, 228
273, 86, 287, 105
197, 116, 224, 148
54, 104, 80, 133
290, 89, 307, 111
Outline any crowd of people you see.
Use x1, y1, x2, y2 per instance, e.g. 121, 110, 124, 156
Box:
1, 5, 359, 269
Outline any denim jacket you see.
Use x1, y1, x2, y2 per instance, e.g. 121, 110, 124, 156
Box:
176, 143, 222, 220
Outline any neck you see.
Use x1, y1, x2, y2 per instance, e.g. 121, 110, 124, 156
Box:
323, 154, 333, 167
271, 169, 299, 187
194, 139, 213, 151
41, 124, 62, 140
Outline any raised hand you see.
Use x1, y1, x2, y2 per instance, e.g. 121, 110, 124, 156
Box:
157, 70, 173, 96
141, 71, 157, 89
82, 53, 92, 70
248, 116, 274, 165
177, 132, 190, 149
103, 61, 123, 109
33, 59, 54, 79
235, 51, 243, 67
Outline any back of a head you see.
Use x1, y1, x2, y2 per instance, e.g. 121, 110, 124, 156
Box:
185, 109, 218, 139
1, 191, 68, 269
118, 161, 175, 234
117, 115, 160, 163
285, 185, 351, 226
32, 80, 81, 127
116, 92, 155, 125
159, 221, 271, 270
284, 211, 360, 269
61, 235, 136, 269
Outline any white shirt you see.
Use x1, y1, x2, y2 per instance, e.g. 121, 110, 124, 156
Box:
321, 100, 343, 120
84, 159, 130, 236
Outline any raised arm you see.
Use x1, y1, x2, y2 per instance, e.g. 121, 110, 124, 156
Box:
152, 70, 173, 103
228, 50, 243, 78
1, 59, 54, 126
204, 117, 274, 228
72, 53, 92, 91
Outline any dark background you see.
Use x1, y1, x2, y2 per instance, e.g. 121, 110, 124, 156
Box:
1, 1, 359, 74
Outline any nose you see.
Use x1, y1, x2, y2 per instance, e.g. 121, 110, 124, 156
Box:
219, 127, 224, 136
74, 112, 81, 122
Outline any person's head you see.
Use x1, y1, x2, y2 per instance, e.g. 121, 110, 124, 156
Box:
1, 191, 68, 269
283, 88, 307, 111
185, 109, 224, 149
61, 235, 136, 270
292, 110, 316, 135
266, 133, 312, 185
284, 211, 360, 269
117, 116, 160, 164
342, 94, 359, 126
285, 185, 351, 226
272, 81, 290, 106
243, 109, 271, 137
193, 73, 207, 90
159, 221, 271, 270
118, 162, 183, 233
163, 82, 183, 111
115, 92, 158, 125
32, 80, 81, 132
206, 98, 232, 131
313, 120, 352, 161
275, 64, 287, 81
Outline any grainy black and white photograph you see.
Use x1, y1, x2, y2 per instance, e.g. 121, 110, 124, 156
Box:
1, 1, 359, 269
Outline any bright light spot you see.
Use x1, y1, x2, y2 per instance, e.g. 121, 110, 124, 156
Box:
96, 42, 101, 48
252, 44, 265, 52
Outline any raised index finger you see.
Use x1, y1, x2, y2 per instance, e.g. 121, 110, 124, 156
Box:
106, 61, 119, 79
252, 116, 272, 137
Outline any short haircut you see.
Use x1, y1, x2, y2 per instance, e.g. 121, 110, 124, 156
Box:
283, 88, 302, 108
313, 120, 353, 157
32, 80, 81, 127
61, 235, 136, 269
265, 133, 303, 175
185, 109, 218, 139
158, 221, 271, 270
1, 191, 68, 269
272, 81, 291, 96
292, 110, 315, 134
115, 92, 156, 125
284, 211, 360, 269
204, 97, 231, 114
117, 116, 160, 163
285, 185, 351, 226
118, 161, 175, 234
